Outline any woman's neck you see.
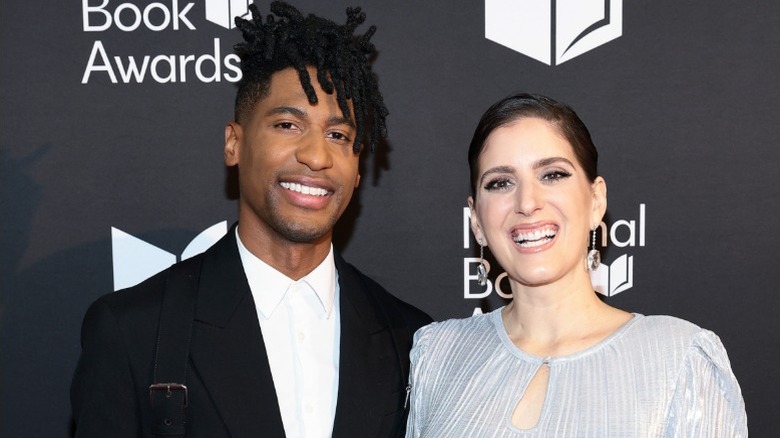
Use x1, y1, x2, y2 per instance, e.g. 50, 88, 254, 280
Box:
502, 273, 632, 357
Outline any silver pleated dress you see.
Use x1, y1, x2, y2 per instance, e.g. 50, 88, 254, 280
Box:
405, 308, 747, 437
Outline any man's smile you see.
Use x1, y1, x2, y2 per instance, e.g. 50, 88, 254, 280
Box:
280, 181, 330, 197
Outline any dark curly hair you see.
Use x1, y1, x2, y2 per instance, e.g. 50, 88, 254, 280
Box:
233, 1, 388, 153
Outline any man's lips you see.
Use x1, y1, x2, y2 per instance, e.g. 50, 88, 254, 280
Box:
279, 181, 330, 197
278, 178, 335, 209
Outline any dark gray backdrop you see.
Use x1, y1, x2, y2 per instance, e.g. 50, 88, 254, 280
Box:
2, 1, 778, 436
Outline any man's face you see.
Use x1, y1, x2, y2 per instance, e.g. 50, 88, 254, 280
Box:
224, 67, 361, 245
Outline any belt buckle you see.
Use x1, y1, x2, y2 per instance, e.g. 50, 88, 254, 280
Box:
149, 383, 188, 407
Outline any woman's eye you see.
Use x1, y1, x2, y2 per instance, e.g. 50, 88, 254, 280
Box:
484, 178, 512, 191
542, 170, 571, 181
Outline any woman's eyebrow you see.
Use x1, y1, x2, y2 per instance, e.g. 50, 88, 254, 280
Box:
534, 157, 574, 169
479, 166, 515, 184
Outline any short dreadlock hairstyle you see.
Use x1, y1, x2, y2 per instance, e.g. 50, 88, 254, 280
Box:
233, 1, 388, 153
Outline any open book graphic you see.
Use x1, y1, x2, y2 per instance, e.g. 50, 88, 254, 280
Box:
111, 221, 227, 291
485, 0, 623, 65
205, 0, 252, 29
590, 254, 633, 297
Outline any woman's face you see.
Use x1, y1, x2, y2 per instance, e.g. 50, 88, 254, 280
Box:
468, 117, 606, 288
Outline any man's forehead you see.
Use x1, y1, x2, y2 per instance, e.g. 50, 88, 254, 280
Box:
267, 68, 313, 98
263, 68, 356, 119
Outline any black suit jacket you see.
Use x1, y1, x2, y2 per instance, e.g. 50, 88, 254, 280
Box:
71, 227, 432, 437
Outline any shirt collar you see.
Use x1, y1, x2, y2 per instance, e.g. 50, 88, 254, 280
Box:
235, 226, 336, 319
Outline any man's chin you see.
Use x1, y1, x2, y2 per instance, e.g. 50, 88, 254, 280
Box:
273, 221, 334, 244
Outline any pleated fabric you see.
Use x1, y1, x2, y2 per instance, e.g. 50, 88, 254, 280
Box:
405, 308, 747, 438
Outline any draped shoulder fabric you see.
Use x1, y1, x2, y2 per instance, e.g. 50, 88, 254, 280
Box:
405, 308, 747, 438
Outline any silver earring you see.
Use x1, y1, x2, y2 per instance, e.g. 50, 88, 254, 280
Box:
587, 229, 600, 271
477, 240, 488, 286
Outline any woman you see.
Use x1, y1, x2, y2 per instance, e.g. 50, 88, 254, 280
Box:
405, 93, 747, 437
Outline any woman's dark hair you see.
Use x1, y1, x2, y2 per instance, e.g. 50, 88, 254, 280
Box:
233, 1, 388, 153
467, 93, 599, 196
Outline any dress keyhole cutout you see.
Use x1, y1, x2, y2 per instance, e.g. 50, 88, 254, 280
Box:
511, 362, 550, 430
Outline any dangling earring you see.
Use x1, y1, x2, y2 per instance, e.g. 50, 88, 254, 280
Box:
587, 228, 600, 271
477, 240, 488, 286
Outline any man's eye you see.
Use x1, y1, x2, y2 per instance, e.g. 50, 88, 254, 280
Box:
275, 122, 295, 130
484, 178, 512, 191
328, 131, 351, 142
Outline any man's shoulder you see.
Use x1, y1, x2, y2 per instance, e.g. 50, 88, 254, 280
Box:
91, 251, 205, 322
87, 263, 169, 324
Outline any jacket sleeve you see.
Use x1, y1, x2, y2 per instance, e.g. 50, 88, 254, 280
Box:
71, 298, 141, 437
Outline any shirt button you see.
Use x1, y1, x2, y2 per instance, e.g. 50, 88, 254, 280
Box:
305, 405, 313, 414
297, 332, 305, 341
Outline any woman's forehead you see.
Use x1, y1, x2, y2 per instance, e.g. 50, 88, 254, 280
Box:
479, 118, 575, 165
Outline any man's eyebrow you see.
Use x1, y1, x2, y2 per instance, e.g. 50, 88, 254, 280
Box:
327, 115, 356, 129
266, 106, 356, 129
266, 106, 306, 118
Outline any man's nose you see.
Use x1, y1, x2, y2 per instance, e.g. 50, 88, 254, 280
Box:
295, 132, 334, 171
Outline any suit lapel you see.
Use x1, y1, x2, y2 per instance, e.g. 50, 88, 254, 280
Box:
184, 233, 402, 437
188, 227, 286, 437
332, 254, 402, 437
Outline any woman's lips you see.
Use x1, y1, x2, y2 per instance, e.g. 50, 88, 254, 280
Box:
511, 224, 558, 250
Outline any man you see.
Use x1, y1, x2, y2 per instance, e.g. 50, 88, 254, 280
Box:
70, 2, 431, 437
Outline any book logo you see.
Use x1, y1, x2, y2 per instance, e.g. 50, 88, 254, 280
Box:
111, 221, 227, 291
485, 0, 623, 66
590, 254, 633, 297
205, 0, 252, 29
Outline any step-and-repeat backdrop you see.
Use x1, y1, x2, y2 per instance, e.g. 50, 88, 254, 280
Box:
2, 1, 778, 435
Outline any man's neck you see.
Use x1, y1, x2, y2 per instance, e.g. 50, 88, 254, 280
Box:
236, 223, 333, 280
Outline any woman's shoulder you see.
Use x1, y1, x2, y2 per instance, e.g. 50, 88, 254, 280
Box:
628, 314, 729, 360
652, 315, 747, 435
634, 314, 715, 338
413, 308, 500, 348
634, 314, 702, 336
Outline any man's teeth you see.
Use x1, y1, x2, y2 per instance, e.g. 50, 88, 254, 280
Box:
280, 182, 328, 196
513, 227, 557, 247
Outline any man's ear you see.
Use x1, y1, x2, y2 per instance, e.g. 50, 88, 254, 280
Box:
354, 173, 361, 188
224, 121, 241, 166
591, 176, 607, 227
467, 196, 486, 245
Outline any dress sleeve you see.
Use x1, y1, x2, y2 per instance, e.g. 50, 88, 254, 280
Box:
665, 329, 748, 437
404, 322, 436, 438
70, 298, 140, 437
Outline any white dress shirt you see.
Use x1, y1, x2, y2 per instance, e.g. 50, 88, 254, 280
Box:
236, 228, 340, 438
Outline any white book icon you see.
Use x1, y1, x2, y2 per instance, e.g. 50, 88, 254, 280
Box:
590, 254, 633, 297
111, 221, 227, 291
485, 0, 623, 66
205, 0, 252, 29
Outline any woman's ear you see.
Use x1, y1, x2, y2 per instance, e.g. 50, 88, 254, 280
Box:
591, 176, 607, 227
468, 196, 486, 245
